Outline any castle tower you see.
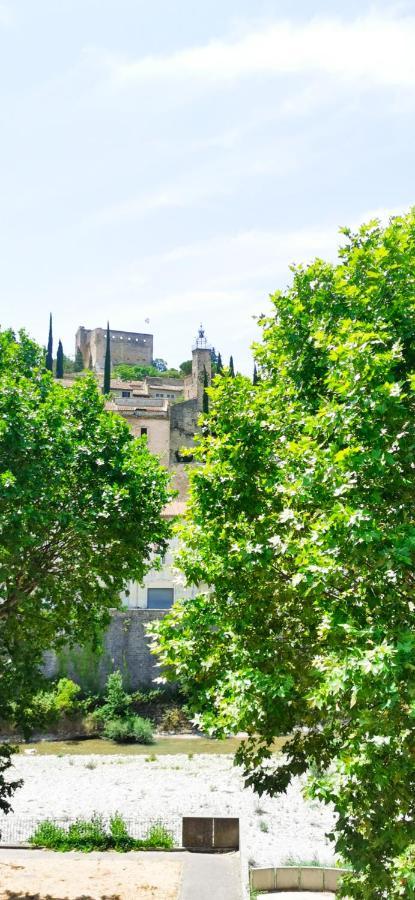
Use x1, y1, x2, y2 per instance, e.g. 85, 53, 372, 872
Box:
192, 325, 212, 410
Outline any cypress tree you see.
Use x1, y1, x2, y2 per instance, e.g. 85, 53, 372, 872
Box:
45, 314, 53, 372
216, 352, 223, 374
88, 352, 93, 371
74, 347, 84, 372
103, 322, 111, 394
253, 363, 259, 385
229, 355, 235, 377
56, 340, 64, 378
203, 366, 209, 415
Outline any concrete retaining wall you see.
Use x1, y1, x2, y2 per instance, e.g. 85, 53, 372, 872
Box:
250, 865, 348, 893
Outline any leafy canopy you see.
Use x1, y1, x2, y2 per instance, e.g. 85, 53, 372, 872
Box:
0, 328, 171, 809
153, 211, 415, 898
114, 363, 181, 381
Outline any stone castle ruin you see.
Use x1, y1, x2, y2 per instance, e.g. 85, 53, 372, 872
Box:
75, 325, 153, 372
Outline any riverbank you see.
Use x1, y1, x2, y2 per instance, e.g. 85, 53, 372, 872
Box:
2, 752, 336, 868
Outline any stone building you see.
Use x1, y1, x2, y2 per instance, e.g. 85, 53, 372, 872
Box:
48, 326, 213, 688
75, 325, 153, 372
106, 325, 212, 474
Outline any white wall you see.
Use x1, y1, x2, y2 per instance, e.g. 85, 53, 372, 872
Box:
120, 537, 199, 609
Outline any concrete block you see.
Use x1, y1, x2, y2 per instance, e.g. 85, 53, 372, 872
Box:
213, 817, 239, 850
324, 867, 346, 891
182, 817, 213, 849
250, 867, 276, 891
300, 866, 324, 890
275, 867, 301, 890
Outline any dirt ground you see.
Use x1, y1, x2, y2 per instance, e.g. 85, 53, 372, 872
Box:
0, 849, 183, 900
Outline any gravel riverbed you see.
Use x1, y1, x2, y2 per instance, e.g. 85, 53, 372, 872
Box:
3, 753, 336, 868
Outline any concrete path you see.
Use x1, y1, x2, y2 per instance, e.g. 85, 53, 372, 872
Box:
180, 852, 242, 900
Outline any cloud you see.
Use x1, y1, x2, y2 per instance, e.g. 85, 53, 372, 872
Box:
103, 13, 415, 90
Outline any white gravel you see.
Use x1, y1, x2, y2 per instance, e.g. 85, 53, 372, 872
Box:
4, 753, 336, 868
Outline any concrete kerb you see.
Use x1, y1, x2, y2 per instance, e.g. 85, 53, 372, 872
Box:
250, 866, 348, 893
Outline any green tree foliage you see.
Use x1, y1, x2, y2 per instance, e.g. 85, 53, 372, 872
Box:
113, 363, 181, 381
216, 353, 223, 375
153, 212, 415, 898
74, 347, 84, 372
103, 321, 111, 394
152, 358, 168, 372
56, 340, 64, 378
252, 363, 258, 385
0, 328, 171, 810
45, 313, 53, 372
202, 367, 209, 415
228, 355, 235, 377
179, 360, 192, 376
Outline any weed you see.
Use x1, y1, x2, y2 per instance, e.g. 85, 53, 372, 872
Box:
29, 814, 175, 852
84, 761, 96, 770
254, 804, 266, 815
282, 852, 324, 867
259, 819, 269, 833
145, 753, 157, 762
187, 752, 194, 760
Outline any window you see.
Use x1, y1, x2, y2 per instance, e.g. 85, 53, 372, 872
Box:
147, 588, 174, 609
122, 390, 131, 398
140, 427, 148, 437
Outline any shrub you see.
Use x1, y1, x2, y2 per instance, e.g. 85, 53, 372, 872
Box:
103, 715, 154, 744
144, 823, 174, 849
29, 815, 174, 852
54, 678, 81, 714
95, 671, 132, 724
160, 706, 188, 732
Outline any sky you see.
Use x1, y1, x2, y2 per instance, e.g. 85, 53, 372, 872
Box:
0, 0, 414, 373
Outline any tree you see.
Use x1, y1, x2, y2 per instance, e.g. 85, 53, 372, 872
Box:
103, 322, 111, 394
202, 366, 209, 415
88, 352, 93, 371
252, 363, 258, 385
216, 353, 223, 375
56, 340, 64, 378
152, 358, 168, 372
179, 360, 192, 376
45, 314, 53, 372
153, 212, 415, 898
0, 328, 172, 813
228, 355, 235, 377
74, 347, 84, 372
113, 364, 181, 381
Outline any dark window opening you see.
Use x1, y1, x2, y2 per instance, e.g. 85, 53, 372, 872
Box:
122, 390, 131, 398
147, 587, 174, 609
141, 427, 148, 437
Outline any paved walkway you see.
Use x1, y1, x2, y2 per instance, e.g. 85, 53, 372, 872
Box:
180, 852, 242, 900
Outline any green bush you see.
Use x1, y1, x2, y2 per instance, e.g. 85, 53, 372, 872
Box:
95, 671, 132, 724
54, 678, 81, 714
160, 706, 189, 732
29, 815, 174, 852
103, 715, 154, 744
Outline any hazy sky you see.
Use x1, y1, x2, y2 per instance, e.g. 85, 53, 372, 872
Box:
0, 1, 414, 372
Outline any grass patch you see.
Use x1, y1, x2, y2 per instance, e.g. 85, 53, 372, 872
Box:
29, 813, 174, 852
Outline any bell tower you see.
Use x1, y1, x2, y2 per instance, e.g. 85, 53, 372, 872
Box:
192, 325, 212, 410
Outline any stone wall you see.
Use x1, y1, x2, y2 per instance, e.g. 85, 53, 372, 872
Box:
43, 609, 167, 690
169, 398, 199, 465
75, 327, 153, 372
